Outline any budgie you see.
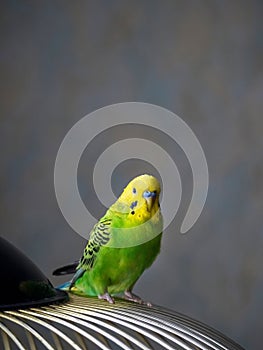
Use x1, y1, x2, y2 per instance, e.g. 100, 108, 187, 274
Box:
53, 174, 163, 305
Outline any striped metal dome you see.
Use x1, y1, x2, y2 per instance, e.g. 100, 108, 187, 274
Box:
0, 293, 244, 350
0, 238, 244, 350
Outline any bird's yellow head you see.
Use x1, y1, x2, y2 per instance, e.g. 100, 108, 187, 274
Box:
111, 174, 161, 224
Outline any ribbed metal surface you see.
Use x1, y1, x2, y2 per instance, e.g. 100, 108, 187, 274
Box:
0, 294, 244, 350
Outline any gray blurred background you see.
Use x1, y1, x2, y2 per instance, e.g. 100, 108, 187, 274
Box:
1, 1, 262, 349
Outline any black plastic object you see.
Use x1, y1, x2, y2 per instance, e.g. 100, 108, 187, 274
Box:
0, 237, 68, 310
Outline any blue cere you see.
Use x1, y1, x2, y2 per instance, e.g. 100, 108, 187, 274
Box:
143, 190, 157, 198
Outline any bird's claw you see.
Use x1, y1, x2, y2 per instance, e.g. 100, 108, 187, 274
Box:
123, 291, 152, 307
98, 292, 115, 304
98, 291, 152, 306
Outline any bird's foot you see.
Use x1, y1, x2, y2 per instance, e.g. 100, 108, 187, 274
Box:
123, 291, 152, 307
98, 292, 115, 304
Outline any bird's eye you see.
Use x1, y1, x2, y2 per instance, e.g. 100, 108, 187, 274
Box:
132, 188, 136, 194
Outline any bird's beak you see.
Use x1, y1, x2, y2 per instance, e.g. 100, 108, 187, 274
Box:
143, 191, 157, 211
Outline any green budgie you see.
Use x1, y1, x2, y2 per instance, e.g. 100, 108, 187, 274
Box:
53, 174, 163, 305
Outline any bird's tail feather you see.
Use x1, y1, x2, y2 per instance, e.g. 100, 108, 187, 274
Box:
57, 281, 71, 290
53, 261, 79, 276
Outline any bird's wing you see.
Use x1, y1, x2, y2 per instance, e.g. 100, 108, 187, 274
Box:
69, 217, 112, 287
79, 217, 112, 270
